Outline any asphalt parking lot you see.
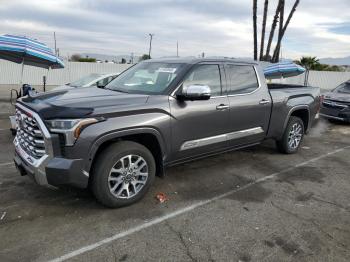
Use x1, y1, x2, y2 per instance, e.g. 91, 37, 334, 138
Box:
0, 118, 349, 262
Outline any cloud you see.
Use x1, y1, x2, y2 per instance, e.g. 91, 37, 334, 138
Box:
0, 0, 349, 59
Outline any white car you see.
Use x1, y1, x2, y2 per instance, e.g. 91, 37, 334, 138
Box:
52, 73, 120, 91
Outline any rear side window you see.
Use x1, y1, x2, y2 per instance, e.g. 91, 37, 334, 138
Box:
226, 65, 259, 95
183, 64, 222, 96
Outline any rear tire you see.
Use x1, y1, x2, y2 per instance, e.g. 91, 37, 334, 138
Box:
91, 141, 156, 208
276, 116, 304, 154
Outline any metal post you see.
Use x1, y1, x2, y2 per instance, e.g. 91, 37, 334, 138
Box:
148, 33, 154, 58
54, 32, 57, 55
177, 41, 179, 57
45, 68, 49, 92
20, 59, 25, 96
304, 70, 309, 86
20, 60, 24, 86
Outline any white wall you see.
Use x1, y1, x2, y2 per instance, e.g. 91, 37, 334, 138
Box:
0, 60, 131, 86
273, 70, 350, 90
1, 59, 350, 90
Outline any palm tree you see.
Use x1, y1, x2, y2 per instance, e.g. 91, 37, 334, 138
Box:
295, 57, 343, 71
295, 56, 320, 70
272, 0, 300, 62
272, 0, 284, 62
265, 0, 282, 61
259, 0, 269, 61
253, 0, 258, 60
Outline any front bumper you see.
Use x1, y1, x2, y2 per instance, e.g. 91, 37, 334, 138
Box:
13, 103, 89, 189
14, 142, 89, 188
14, 137, 50, 186
320, 100, 350, 122
319, 113, 350, 122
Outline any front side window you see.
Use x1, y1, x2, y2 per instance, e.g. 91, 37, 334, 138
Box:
226, 65, 259, 95
183, 64, 222, 96
106, 62, 184, 94
70, 73, 103, 87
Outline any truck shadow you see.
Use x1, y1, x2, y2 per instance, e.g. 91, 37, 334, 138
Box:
0, 138, 315, 225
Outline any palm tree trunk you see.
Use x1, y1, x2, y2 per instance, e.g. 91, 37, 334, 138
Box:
253, 0, 258, 60
265, 0, 282, 61
259, 0, 269, 61
272, 0, 284, 62
272, 0, 300, 62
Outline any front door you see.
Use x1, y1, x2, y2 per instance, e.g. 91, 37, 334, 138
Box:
169, 64, 231, 162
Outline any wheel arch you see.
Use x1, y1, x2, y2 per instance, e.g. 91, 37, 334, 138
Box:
283, 105, 310, 134
88, 128, 166, 178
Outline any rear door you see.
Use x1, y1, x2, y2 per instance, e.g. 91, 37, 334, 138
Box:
169, 63, 231, 161
225, 64, 271, 146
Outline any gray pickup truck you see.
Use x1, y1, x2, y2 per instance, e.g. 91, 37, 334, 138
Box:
13, 58, 320, 207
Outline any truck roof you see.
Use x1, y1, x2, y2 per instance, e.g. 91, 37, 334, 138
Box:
144, 57, 259, 65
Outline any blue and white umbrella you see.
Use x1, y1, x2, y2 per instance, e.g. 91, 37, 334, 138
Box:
264, 62, 305, 79
0, 34, 64, 69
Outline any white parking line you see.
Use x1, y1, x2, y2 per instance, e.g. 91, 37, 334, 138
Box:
0, 162, 14, 167
45, 145, 349, 262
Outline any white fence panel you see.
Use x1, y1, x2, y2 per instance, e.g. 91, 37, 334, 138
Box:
0, 60, 131, 86
1, 59, 350, 90
277, 70, 350, 90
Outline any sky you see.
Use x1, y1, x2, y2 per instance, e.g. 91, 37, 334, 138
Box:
0, 0, 349, 60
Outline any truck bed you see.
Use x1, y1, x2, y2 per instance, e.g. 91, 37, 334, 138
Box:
267, 84, 320, 140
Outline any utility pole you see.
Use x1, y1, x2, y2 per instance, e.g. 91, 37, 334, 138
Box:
176, 41, 179, 57
54, 32, 57, 56
148, 33, 154, 58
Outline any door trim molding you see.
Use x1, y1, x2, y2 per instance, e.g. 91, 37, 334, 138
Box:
180, 127, 264, 151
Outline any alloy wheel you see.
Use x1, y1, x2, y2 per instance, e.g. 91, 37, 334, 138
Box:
288, 123, 303, 150
108, 154, 148, 199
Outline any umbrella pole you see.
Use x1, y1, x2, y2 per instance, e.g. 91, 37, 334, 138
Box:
43, 67, 50, 92
45, 68, 50, 92
304, 70, 309, 86
20, 59, 24, 95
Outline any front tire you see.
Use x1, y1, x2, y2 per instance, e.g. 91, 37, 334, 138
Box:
91, 141, 156, 208
276, 116, 304, 154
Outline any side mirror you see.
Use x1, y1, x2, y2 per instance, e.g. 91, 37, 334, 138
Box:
96, 80, 106, 89
97, 83, 106, 89
177, 84, 211, 101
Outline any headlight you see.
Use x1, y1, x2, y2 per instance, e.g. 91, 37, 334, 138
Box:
46, 119, 84, 130
46, 118, 99, 146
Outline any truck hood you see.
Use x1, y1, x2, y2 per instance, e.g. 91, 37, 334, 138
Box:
19, 87, 149, 119
324, 92, 350, 103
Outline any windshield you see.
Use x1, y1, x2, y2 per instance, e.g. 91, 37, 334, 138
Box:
334, 81, 350, 94
106, 62, 185, 94
70, 73, 103, 87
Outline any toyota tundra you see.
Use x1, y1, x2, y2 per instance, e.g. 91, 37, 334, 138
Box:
13, 58, 321, 207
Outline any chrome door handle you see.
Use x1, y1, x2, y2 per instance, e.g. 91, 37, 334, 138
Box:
259, 99, 270, 105
216, 104, 229, 110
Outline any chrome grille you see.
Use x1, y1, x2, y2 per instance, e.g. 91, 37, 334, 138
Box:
15, 107, 46, 159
